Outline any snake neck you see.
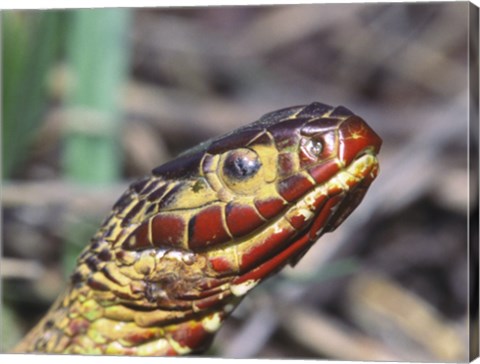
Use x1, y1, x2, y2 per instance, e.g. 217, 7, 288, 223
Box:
14, 238, 239, 355
13, 180, 239, 355
13, 284, 232, 355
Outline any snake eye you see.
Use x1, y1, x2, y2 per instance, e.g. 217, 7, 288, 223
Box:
304, 139, 323, 158
223, 149, 261, 180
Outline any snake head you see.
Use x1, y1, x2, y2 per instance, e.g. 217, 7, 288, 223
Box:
191, 103, 381, 289
122, 102, 381, 277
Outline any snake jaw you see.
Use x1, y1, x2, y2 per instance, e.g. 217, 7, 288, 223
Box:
204, 109, 382, 278
227, 152, 380, 279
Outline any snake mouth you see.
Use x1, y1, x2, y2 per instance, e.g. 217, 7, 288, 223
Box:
217, 150, 379, 277
284, 150, 379, 267
306, 150, 379, 234
324, 161, 377, 231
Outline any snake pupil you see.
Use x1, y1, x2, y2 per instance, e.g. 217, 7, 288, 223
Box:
224, 149, 261, 180
306, 139, 323, 157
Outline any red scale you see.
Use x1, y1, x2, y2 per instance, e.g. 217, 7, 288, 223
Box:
308, 194, 344, 238
151, 214, 186, 248
188, 205, 231, 250
167, 321, 214, 354
286, 211, 310, 230
277, 173, 315, 202
254, 197, 287, 219
225, 203, 264, 237
123, 223, 149, 250
308, 160, 340, 184
239, 225, 295, 272
209, 255, 237, 274
338, 116, 373, 164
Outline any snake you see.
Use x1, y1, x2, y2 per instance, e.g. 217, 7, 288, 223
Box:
13, 102, 382, 355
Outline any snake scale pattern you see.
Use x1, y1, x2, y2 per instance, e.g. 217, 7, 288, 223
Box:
14, 102, 382, 355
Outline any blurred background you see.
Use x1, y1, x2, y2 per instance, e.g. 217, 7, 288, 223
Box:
1, 2, 478, 360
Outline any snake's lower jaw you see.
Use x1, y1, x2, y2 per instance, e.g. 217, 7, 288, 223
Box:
323, 182, 370, 233
325, 155, 379, 233
288, 152, 379, 268
323, 151, 378, 232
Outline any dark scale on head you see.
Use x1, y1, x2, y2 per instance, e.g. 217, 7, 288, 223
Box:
121, 200, 145, 227
130, 177, 150, 195
296, 102, 334, 118
145, 203, 158, 216
147, 184, 168, 202
104, 223, 117, 240
141, 181, 158, 196
97, 248, 112, 262
85, 255, 101, 272
112, 191, 134, 211
71, 271, 84, 285
158, 184, 183, 209
329, 105, 354, 117
87, 277, 110, 292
